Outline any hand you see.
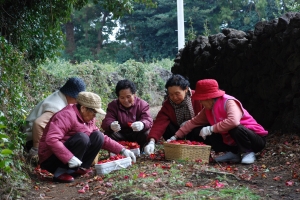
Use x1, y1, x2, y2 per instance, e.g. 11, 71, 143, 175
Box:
68, 156, 82, 168
131, 121, 144, 132
122, 149, 136, 163
199, 126, 213, 140
166, 136, 177, 142
110, 121, 121, 132
144, 141, 155, 155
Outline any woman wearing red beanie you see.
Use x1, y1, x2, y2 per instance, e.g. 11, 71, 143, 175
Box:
168, 79, 268, 164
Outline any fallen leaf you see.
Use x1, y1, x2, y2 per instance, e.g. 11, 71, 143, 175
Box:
185, 182, 193, 188
78, 188, 85, 193
273, 176, 281, 181
138, 172, 147, 178
98, 191, 105, 195
105, 182, 113, 187
152, 172, 158, 176
286, 180, 294, 186
214, 180, 225, 188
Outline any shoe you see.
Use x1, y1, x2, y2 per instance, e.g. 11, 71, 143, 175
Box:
214, 152, 241, 163
241, 152, 256, 164
70, 168, 93, 177
53, 173, 74, 183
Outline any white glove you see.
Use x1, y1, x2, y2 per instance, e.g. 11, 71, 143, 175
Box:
144, 141, 155, 155
199, 126, 213, 140
122, 149, 136, 163
68, 156, 82, 168
29, 147, 38, 156
166, 136, 177, 142
131, 121, 144, 132
110, 121, 121, 132
180, 121, 187, 127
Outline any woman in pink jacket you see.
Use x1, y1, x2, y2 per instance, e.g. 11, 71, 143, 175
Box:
168, 79, 268, 164
38, 92, 136, 183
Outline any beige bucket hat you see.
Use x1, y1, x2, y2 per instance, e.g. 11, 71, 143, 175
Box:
76, 92, 106, 115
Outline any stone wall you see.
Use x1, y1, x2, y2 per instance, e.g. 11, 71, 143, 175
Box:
171, 12, 300, 132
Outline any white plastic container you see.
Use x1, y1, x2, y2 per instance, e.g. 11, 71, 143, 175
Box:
95, 157, 132, 175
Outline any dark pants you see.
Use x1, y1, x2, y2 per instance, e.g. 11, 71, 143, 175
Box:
105, 129, 149, 151
174, 124, 266, 154
229, 125, 266, 153
192, 125, 265, 154
40, 131, 104, 174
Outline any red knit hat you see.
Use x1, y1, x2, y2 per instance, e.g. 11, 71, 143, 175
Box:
192, 79, 225, 100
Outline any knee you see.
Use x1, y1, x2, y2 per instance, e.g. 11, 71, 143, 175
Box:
90, 131, 104, 146
228, 126, 241, 137
76, 132, 90, 146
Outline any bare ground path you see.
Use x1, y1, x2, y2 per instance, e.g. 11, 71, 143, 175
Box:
9, 107, 300, 200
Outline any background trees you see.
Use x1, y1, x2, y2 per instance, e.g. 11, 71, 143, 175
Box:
0, 0, 155, 65
62, 0, 299, 63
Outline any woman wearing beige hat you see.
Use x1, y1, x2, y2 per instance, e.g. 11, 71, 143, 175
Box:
168, 79, 268, 164
38, 92, 136, 183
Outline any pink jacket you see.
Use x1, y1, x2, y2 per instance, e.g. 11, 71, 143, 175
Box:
176, 94, 268, 145
38, 104, 124, 164
147, 90, 203, 142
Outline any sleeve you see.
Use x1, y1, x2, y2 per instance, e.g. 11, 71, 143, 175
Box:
45, 111, 74, 164
175, 108, 209, 138
138, 100, 153, 130
212, 100, 243, 133
101, 101, 118, 132
147, 106, 171, 142
101, 134, 124, 154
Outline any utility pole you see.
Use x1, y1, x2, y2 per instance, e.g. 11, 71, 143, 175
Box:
177, 0, 185, 50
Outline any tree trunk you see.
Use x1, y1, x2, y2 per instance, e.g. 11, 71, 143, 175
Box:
65, 21, 76, 55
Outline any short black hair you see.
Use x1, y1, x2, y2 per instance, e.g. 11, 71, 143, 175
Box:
116, 79, 137, 96
165, 74, 190, 90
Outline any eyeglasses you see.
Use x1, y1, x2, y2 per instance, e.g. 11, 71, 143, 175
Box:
86, 107, 97, 114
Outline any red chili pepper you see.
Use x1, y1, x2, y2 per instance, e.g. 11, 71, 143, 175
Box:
127, 122, 132, 127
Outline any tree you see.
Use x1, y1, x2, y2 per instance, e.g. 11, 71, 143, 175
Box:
0, 0, 155, 65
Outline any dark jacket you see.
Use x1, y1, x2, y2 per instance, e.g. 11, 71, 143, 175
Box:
101, 96, 153, 134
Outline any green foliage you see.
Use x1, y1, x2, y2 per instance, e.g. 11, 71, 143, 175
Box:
41, 58, 171, 106
203, 19, 211, 37
186, 17, 198, 41
0, 37, 32, 196
285, 0, 300, 11
0, 0, 155, 66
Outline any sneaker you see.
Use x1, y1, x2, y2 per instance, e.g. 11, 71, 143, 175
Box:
241, 152, 256, 164
214, 152, 241, 163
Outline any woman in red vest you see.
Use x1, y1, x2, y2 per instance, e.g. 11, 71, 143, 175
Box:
168, 79, 268, 164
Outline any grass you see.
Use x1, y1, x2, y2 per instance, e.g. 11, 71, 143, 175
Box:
94, 147, 261, 200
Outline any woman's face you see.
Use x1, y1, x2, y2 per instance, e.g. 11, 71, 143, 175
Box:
80, 106, 97, 123
167, 86, 188, 105
118, 88, 135, 108
199, 99, 215, 110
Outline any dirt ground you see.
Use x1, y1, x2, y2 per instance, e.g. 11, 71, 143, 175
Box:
14, 107, 300, 199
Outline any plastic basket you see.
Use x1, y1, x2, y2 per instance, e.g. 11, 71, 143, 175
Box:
95, 157, 132, 175
110, 148, 140, 157
163, 142, 211, 163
